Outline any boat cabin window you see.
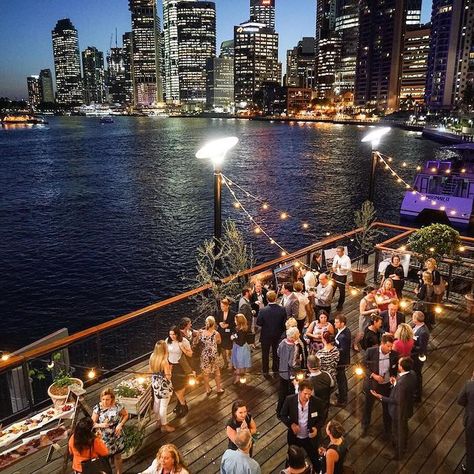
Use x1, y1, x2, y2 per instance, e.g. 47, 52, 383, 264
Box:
419, 176, 430, 193
438, 162, 451, 172
426, 160, 439, 171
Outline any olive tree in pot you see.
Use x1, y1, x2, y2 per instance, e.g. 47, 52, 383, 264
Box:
352, 201, 385, 286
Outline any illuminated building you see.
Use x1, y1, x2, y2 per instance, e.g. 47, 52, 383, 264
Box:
82, 47, 106, 104
220, 39, 234, 59
206, 40, 234, 111
286, 87, 312, 115
107, 35, 133, 105
177, 1, 216, 106
250, 0, 275, 29
163, 0, 182, 103
406, 0, 422, 25
400, 25, 430, 106
27, 76, 41, 109
234, 22, 279, 109
286, 37, 315, 89
129, 0, 163, 106
52, 19, 83, 105
39, 69, 54, 103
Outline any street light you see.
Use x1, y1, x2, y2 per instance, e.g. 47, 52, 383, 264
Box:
196, 137, 239, 264
361, 127, 391, 202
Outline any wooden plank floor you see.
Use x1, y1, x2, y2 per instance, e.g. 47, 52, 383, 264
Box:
2, 270, 474, 474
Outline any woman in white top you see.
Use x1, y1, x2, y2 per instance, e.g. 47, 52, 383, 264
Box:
140, 443, 189, 474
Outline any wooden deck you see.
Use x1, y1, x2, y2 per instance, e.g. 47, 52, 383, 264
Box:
3, 275, 474, 474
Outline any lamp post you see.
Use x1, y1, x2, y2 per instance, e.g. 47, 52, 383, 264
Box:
361, 127, 391, 202
196, 137, 239, 265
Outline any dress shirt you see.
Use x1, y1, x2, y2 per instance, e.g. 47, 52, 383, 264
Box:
316, 283, 333, 306
332, 254, 351, 276
220, 449, 261, 474
304, 271, 317, 290
389, 313, 398, 334
335, 328, 343, 344
378, 347, 390, 383
296, 292, 309, 320
297, 400, 310, 439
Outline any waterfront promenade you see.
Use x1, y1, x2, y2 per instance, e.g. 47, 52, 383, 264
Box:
3, 266, 473, 474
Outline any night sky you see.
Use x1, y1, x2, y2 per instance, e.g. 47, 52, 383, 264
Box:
0, 0, 432, 99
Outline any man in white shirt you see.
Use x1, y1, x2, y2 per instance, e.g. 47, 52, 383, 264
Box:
301, 266, 317, 291
315, 273, 334, 316
331, 246, 351, 311
294, 281, 310, 334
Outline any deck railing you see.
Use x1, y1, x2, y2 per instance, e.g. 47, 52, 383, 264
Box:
1, 222, 473, 425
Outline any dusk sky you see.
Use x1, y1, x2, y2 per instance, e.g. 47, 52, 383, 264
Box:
0, 0, 431, 99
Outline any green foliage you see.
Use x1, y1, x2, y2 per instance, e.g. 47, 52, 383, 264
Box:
122, 423, 145, 452
29, 351, 74, 387
408, 224, 461, 261
114, 385, 142, 398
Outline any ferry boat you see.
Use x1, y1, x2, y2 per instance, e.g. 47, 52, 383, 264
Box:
1, 114, 48, 126
400, 144, 474, 227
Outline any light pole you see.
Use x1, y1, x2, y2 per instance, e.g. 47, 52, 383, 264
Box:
361, 127, 391, 202
196, 137, 239, 265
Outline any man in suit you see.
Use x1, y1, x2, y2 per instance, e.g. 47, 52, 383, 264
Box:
370, 356, 417, 459
238, 287, 254, 328
361, 333, 399, 437
280, 379, 324, 472
315, 273, 334, 317
307, 355, 333, 425
256, 290, 286, 377
334, 314, 351, 406
250, 280, 268, 316
280, 281, 299, 320
411, 310, 430, 402
381, 302, 405, 335
457, 369, 474, 474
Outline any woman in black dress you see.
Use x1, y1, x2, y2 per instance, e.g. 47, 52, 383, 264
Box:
320, 420, 348, 474
215, 298, 235, 370
384, 254, 405, 299
225, 400, 257, 456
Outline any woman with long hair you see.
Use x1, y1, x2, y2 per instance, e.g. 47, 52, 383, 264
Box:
149, 340, 175, 433
394, 323, 415, 357
425, 257, 444, 303
319, 421, 348, 474
216, 298, 236, 371
69, 417, 109, 474
91, 388, 128, 474
415, 270, 435, 329
226, 400, 257, 455
231, 314, 252, 384
354, 288, 379, 352
376, 278, 399, 312
199, 316, 224, 396
383, 254, 405, 298
139, 443, 189, 474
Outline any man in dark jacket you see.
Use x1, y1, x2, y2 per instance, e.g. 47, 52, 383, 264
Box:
257, 290, 286, 377
411, 310, 430, 402
280, 379, 324, 472
457, 369, 474, 474
334, 314, 351, 406
380, 302, 405, 334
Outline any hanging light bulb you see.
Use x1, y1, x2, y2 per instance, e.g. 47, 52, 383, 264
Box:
281, 251, 287, 256
451, 210, 457, 216
325, 232, 331, 236
402, 162, 407, 167
434, 306, 442, 314
239, 375, 247, 384
420, 196, 426, 201
254, 227, 262, 234
1, 353, 11, 362
137, 376, 145, 385
355, 366, 364, 376
431, 167, 437, 172
411, 190, 417, 195
188, 374, 197, 386
262, 203, 269, 210
296, 371, 305, 382
431, 200, 436, 206
416, 165, 422, 171
350, 288, 358, 296
429, 247, 435, 253
399, 300, 408, 310
388, 157, 393, 162
461, 168, 466, 173
280, 212, 288, 220
88, 369, 96, 380
270, 239, 275, 245
418, 354, 427, 362
459, 245, 466, 252
400, 245, 407, 251
440, 206, 446, 211
233, 202, 241, 209
302, 223, 309, 229
47, 361, 55, 369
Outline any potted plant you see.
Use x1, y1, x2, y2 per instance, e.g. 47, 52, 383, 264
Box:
352, 201, 385, 286
114, 376, 151, 416
121, 422, 145, 460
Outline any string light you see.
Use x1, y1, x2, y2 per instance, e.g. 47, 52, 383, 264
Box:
399, 300, 408, 310
350, 289, 358, 296
137, 376, 146, 384
434, 306, 442, 314
355, 366, 364, 376
429, 247, 435, 252
239, 375, 247, 384
262, 203, 269, 210
254, 227, 262, 234
280, 212, 288, 220
302, 223, 309, 229
88, 369, 96, 380
281, 251, 287, 256
296, 371, 305, 381
418, 355, 427, 362
459, 246, 466, 252
47, 361, 55, 369
1, 353, 11, 361
233, 202, 241, 209
188, 375, 197, 386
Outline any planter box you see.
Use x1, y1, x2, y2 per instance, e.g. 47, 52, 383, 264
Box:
117, 388, 151, 417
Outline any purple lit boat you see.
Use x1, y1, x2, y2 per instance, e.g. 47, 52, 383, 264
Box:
400, 144, 474, 228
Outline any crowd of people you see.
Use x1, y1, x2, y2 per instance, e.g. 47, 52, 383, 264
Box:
66, 247, 474, 474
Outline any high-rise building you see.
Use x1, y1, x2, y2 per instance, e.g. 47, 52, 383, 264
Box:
129, 0, 163, 106
107, 37, 133, 105
286, 37, 315, 89
52, 19, 83, 104
177, 1, 216, 105
400, 24, 430, 105
425, 0, 472, 109
163, 0, 183, 103
234, 21, 279, 108
27, 76, 41, 109
250, 0, 275, 29
39, 69, 54, 103
220, 39, 235, 59
122, 32, 134, 102
354, 0, 406, 111
82, 47, 106, 104
334, 0, 359, 93
406, 0, 422, 25
206, 57, 234, 111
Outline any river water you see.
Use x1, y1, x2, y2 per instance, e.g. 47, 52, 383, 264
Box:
0, 117, 441, 350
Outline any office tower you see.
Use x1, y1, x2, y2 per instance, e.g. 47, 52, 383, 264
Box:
82, 47, 106, 104
39, 69, 54, 103
406, 0, 422, 25
122, 32, 134, 103
286, 37, 315, 89
334, 0, 359, 93
400, 24, 430, 106
250, 0, 275, 29
177, 1, 216, 105
52, 19, 83, 104
107, 36, 133, 105
129, 0, 163, 106
425, 0, 473, 109
354, 0, 406, 111
220, 39, 235, 59
234, 22, 279, 108
206, 57, 234, 111
163, 0, 183, 103
27, 76, 41, 109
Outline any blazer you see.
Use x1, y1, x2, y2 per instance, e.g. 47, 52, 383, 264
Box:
280, 393, 325, 432
334, 326, 351, 366
215, 309, 236, 333
364, 346, 399, 390
251, 288, 268, 315
381, 370, 417, 420
282, 292, 299, 319
457, 379, 474, 428
257, 303, 286, 342
381, 310, 404, 333
412, 324, 430, 356
238, 297, 254, 325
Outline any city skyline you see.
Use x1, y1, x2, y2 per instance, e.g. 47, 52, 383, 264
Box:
0, 0, 431, 99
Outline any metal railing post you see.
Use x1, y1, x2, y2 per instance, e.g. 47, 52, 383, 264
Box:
373, 249, 380, 285
21, 362, 34, 411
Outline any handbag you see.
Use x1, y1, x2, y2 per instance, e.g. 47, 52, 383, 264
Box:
433, 276, 446, 296
81, 446, 112, 474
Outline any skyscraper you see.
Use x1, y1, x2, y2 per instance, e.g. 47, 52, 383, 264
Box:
163, 0, 183, 103
406, 0, 422, 25
220, 39, 235, 59
354, 0, 406, 111
82, 46, 106, 104
286, 37, 315, 89
206, 57, 234, 111
129, 0, 163, 106
122, 32, 134, 103
234, 22, 279, 108
177, 1, 216, 106
52, 19, 83, 105
107, 35, 133, 105
250, 0, 275, 29
27, 76, 41, 109
39, 69, 54, 103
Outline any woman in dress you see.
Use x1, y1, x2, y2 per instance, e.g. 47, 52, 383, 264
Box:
383, 255, 405, 299
91, 388, 128, 474
316, 332, 340, 383
394, 323, 415, 357
199, 316, 225, 396
149, 340, 175, 433
425, 257, 444, 303
178, 317, 199, 373
69, 417, 109, 474
415, 270, 435, 329
216, 298, 236, 371
376, 278, 399, 312
319, 421, 348, 474
139, 443, 189, 474
354, 288, 379, 352
305, 310, 334, 354
166, 325, 193, 418
226, 400, 257, 455
231, 314, 252, 384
